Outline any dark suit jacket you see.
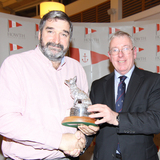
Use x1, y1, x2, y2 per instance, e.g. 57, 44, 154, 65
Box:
87, 67, 160, 160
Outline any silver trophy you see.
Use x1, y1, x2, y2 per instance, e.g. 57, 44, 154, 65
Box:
62, 76, 96, 128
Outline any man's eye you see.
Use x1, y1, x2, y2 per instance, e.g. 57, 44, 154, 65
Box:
123, 47, 129, 51
113, 48, 118, 52
47, 30, 52, 33
62, 34, 67, 37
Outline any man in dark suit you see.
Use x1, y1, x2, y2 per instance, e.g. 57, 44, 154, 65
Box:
85, 31, 160, 160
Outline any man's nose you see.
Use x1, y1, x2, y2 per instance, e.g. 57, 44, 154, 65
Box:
53, 34, 60, 44
118, 49, 124, 56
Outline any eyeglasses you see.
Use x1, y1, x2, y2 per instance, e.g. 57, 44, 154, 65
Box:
109, 46, 135, 56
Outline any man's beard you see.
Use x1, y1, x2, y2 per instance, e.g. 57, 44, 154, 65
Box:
39, 37, 69, 62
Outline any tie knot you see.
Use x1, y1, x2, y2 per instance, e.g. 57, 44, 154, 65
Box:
119, 76, 127, 82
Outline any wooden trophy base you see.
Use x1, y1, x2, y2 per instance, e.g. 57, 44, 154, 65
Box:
62, 116, 97, 128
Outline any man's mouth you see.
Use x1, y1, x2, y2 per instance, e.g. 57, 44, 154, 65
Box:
49, 45, 61, 50
46, 42, 63, 50
118, 60, 125, 63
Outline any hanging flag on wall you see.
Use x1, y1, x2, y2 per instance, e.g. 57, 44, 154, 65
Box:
69, 47, 109, 67
85, 28, 96, 35
9, 43, 23, 51
133, 26, 144, 33
109, 27, 120, 34
136, 47, 144, 52
8, 20, 22, 28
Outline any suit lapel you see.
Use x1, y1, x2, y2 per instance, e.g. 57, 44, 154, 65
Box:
122, 67, 144, 112
103, 73, 115, 111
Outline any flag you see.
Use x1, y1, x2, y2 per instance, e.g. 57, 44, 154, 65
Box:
133, 27, 144, 33
109, 27, 120, 34
157, 24, 160, 31
85, 28, 96, 34
69, 47, 109, 67
157, 45, 160, 52
136, 47, 144, 52
36, 24, 39, 32
8, 20, 22, 28
157, 66, 160, 73
9, 43, 23, 51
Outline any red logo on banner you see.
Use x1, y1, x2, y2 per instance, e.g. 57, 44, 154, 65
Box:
157, 24, 160, 31
85, 28, 96, 34
109, 27, 120, 34
69, 47, 109, 65
36, 24, 39, 32
82, 53, 88, 62
136, 47, 144, 52
133, 27, 144, 33
8, 20, 22, 28
157, 45, 160, 52
9, 43, 23, 51
157, 66, 160, 73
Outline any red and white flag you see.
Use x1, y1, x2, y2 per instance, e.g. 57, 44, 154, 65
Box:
157, 66, 160, 73
8, 20, 22, 28
157, 45, 160, 52
109, 27, 120, 34
136, 47, 144, 52
157, 24, 160, 31
9, 43, 23, 51
69, 47, 109, 67
133, 27, 144, 33
36, 24, 39, 32
85, 28, 96, 34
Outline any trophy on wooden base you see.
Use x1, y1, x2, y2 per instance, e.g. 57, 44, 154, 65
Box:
62, 76, 97, 128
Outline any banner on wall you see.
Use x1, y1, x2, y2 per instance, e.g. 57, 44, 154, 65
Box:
0, 12, 160, 160
70, 21, 160, 88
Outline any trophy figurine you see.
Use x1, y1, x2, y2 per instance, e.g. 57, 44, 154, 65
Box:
62, 76, 97, 128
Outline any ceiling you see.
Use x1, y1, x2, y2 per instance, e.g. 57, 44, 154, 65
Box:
0, 0, 60, 18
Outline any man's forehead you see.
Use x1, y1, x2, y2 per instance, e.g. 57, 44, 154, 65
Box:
46, 18, 68, 25
47, 18, 58, 22
111, 36, 132, 44
45, 19, 70, 30
110, 36, 133, 48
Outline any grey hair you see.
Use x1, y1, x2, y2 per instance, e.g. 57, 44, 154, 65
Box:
109, 31, 134, 50
39, 10, 73, 41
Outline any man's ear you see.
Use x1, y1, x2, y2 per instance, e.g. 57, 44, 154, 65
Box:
133, 47, 137, 59
108, 51, 111, 61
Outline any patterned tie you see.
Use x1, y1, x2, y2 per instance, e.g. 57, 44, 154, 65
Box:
116, 76, 127, 155
116, 76, 127, 113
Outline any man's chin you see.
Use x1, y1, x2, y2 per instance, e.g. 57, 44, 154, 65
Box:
48, 55, 64, 62
48, 51, 65, 60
